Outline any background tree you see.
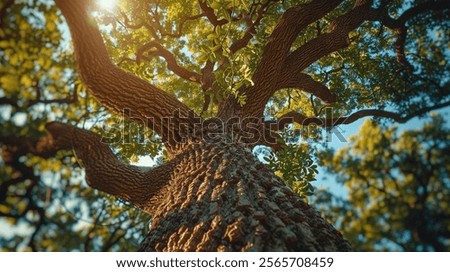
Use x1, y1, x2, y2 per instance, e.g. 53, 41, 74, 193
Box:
315, 115, 450, 251
0, 0, 449, 251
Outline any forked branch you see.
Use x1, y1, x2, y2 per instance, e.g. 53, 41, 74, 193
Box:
241, 0, 344, 117
228, 0, 275, 54
197, 0, 228, 26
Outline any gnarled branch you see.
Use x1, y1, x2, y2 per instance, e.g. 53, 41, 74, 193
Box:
281, 1, 372, 81
43, 122, 174, 214
55, 0, 199, 149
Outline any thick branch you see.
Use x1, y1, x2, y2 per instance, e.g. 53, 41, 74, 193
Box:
55, 0, 198, 148
0, 96, 19, 108
275, 73, 337, 104
0, 135, 59, 160
43, 122, 174, 214
238, 0, 343, 118
197, 0, 228, 26
253, 0, 344, 82
281, 1, 372, 81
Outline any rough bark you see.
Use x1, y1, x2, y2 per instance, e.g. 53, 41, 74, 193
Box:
138, 139, 351, 251
218, 0, 345, 119
42, 123, 351, 251
44, 122, 174, 214
55, 0, 199, 150
244, 0, 344, 115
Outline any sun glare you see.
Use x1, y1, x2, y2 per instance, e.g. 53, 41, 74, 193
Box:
97, 0, 118, 11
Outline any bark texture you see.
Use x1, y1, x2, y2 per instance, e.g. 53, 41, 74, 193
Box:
54, 0, 198, 151
42, 122, 351, 251
44, 122, 174, 213
138, 139, 351, 251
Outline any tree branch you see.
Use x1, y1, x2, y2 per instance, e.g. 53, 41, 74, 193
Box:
275, 73, 337, 104
0, 135, 59, 159
371, 0, 450, 72
200, 61, 217, 113
28, 82, 78, 107
197, 0, 228, 27
228, 13, 258, 55
237, 0, 344, 118
275, 100, 450, 129
136, 41, 202, 83
281, 1, 372, 81
0, 0, 14, 36
0, 96, 19, 108
43, 122, 175, 215
1, 84, 78, 109
123, 10, 204, 40
158, 14, 204, 39
228, 0, 275, 54
54, 0, 199, 149
1, 122, 176, 215
120, 11, 145, 30
397, 1, 450, 25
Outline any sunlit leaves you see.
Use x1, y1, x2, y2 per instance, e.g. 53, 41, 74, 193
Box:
265, 143, 317, 199
0, 74, 19, 93
316, 115, 450, 251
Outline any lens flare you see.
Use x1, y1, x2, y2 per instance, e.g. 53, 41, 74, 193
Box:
97, 0, 118, 11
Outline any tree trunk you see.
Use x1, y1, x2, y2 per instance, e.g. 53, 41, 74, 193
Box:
138, 140, 351, 251
49, 0, 352, 252
42, 122, 351, 251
